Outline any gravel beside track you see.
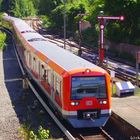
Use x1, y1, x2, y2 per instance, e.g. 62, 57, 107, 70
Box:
0, 50, 20, 140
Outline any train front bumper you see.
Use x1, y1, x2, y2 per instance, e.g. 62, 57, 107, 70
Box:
67, 115, 110, 128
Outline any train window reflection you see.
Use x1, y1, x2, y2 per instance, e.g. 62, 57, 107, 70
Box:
71, 76, 107, 100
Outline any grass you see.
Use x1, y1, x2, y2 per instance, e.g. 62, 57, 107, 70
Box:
134, 87, 140, 96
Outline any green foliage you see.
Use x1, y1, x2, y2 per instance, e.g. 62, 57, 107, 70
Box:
51, 4, 64, 28
0, 0, 16, 15
0, 12, 2, 24
13, 0, 36, 17
0, 0, 3, 10
0, 0, 37, 17
18, 125, 50, 140
18, 124, 29, 140
104, 0, 140, 45
82, 27, 98, 47
119, 51, 135, 63
0, 31, 6, 50
66, 2, 87, 31
37, 0, 58, 15
40, 15, 54, 28
109, 48, 135, 63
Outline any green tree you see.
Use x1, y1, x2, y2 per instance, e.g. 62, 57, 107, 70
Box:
104, 0, 140, 45
13, 0, 36, 17
37, 0, 60, 15
0, 0, 16, 15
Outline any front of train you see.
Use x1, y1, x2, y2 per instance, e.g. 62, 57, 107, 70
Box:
62, 68, 111, 128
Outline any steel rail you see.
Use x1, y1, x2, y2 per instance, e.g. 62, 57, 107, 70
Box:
100, 127, 114, 140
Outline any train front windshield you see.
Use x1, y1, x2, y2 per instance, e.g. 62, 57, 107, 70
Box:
71, 76, 107, 100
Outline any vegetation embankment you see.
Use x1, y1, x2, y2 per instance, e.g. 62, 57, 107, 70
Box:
18, 125, 50, 140
0, 0, 139, 61
0, 13, 6, 50
0, 31, 6, 50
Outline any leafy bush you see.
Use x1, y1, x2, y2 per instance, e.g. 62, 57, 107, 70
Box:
119, 52, 135, 62
30, 126, 50, 140
82, 27, 98, 47
40, 15, 54, 28
0, 32, 6, 50
18, 125, 50, 140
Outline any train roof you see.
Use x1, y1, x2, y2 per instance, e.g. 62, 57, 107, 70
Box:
4, 16, 106, 73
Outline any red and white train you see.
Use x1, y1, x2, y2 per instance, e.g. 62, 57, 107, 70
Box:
2, 15, 111, 128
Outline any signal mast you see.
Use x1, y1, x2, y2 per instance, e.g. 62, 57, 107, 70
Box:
97, 11, 124, 65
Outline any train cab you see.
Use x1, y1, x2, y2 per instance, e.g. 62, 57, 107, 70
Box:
61, 68, 111, 128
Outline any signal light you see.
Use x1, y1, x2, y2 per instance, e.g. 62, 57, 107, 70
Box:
120, 16, 124, 21
100, 25, 104, 29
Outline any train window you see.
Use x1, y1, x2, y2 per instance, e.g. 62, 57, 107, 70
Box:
56, 76, 59, 95
28, 38, 46, 42
40, 64, 48, 81
33, 57, 36, 71
38, 61, 41, 79
21, 30, 36, 33
24, 51, 27, 63
29, 53, 32, 67
54, 74, 62, 97
26, 51, 29, 66
35, 59, 39, 74
48, 68, 52, 85
40, 65, 44, 80
71, 76, 107, 100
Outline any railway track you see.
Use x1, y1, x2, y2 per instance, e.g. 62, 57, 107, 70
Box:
75, 127, 113, 140
42, 33, 140, 87
3, 26, 115, 140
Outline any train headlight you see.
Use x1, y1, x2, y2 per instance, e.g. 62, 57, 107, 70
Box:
85, 69, 91, 73
71, 102, 79, 106
100, 100, 107, 105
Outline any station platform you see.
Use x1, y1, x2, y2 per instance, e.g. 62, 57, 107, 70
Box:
112, 96, 140, 133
